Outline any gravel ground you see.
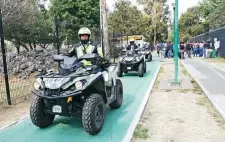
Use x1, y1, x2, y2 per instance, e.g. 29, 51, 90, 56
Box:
132, 59, 225, 142
0, 101, 30, 128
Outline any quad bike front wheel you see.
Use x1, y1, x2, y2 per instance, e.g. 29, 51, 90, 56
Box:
82, 94, 105, 135
30, 96, 55, 128
117, 63, 123, 77
109, 79, 123, 109
138, 62, 144, 77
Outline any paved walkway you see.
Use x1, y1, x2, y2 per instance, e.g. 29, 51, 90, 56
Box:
182, 58, 225, 120
0, 56, 161, 142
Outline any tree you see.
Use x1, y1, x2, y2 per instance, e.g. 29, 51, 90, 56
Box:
49, 0, 100, 44
137, 0, 171, 44
179, 6, 205, 42
108, 0, 144, 36
1, 0, 41, 53
199, 0, 225, 30
207, 1, 225, 29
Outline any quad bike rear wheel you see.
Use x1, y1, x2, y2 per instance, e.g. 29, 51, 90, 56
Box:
109, 79, 123, 109
138, 62, 144, 77
82, 94, 105, 135
117, 63, 123, 77
144, 61, 146, 73
148, 54, 152, 62
147, 54, 151, 62
30, 96, 55, 128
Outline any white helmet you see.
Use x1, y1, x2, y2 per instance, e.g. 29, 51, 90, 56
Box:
129, 38, 135, 42
78, 27, 91, 39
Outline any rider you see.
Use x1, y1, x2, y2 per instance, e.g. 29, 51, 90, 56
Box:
67, 27, 103, 66
126, 38, 138, 51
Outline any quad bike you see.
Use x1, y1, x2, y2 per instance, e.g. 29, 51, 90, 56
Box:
30, 53, 123, 135
117, 49, 146, 77
140, 48, 152, 62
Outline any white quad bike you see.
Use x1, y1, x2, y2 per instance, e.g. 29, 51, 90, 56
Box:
117, 49, 146, 77
140, 48, 152, 62
30, 53, 123, 135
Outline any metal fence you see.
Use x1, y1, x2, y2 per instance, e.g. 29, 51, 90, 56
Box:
189, 26, 225, 58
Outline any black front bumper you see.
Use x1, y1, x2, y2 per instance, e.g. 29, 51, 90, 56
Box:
32, 89, 83, 99
120, 62, 139, 71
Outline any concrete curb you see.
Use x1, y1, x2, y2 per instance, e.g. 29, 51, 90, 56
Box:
122, 63, 161, 142
181, 61, 225, 121
0, 115, 29, 132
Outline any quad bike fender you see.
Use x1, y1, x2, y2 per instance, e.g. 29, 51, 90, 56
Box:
86, 76, 107, 103
103, 65, 117, 86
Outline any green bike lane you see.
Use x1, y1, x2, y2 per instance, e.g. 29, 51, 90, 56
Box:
0, 58, 160, 142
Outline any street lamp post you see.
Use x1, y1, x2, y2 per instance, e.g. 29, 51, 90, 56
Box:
172, 0, 179, 84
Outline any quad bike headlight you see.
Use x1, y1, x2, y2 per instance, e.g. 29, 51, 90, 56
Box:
135, 57, 140, 61
34, 82, 41, 90
75, 81, 83, 90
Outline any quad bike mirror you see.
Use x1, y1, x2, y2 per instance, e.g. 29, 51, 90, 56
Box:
35, 68, 47, 78
38, 68, 47, 73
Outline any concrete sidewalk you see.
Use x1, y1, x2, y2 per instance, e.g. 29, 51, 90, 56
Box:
182, 58, 225, 120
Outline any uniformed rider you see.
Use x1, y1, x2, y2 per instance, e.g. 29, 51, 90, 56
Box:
126, 38, 138, 51
67, 27, 103, 66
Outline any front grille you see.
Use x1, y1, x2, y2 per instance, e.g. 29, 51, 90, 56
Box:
125, 61, 132, 64
45, 88, 61, 96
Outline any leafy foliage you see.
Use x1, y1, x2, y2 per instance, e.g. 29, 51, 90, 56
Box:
1, 0, 101, 53
179, 6, 205, 42
108, 0, 170, 43
179, 0, 225, 41
49, 0, 100, 43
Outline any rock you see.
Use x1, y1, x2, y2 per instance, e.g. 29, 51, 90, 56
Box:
0, 48, 70, 77
21, 57, 27, 63
12, 65, 20, 75
27, 65, 35, 73
20, 63, 28, 70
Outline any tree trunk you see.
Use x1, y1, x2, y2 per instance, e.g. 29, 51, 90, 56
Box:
29, 41, 33, 50
100, 0, 110, 59
154, 25, 157, 46
20, 43, 29, 52
33, 40, 36, 49
16, 46, 20, 54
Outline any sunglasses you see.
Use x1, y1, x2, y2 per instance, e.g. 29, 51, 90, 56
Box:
80, 35, 89, 40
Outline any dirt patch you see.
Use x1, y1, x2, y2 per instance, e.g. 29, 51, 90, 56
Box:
0, 100, 30, 128
132, 59, 225, 142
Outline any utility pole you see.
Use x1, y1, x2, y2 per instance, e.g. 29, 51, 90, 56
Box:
100, 0, 110, 59
173, 0, 179, 84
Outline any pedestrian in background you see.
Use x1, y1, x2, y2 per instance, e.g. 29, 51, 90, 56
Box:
199, 41, 204, 57
179, 42, 185, 59
193, 41, 198, 57
186, 41, 192, 58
